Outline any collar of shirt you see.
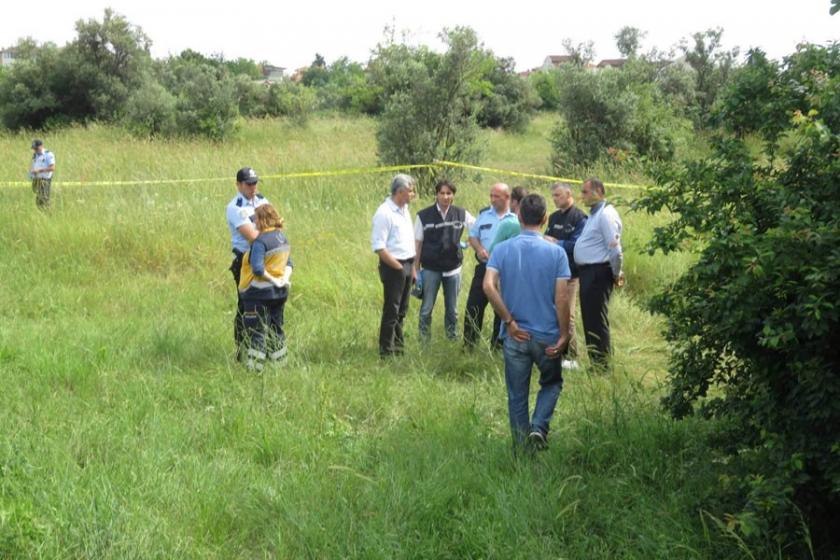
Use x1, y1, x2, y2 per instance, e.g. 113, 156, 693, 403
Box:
589, 201, 606, 215
386, 197, 408, 216
436, 203, 452, 219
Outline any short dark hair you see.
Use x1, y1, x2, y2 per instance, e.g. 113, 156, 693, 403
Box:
435, 180, 456, 195
585, 177, 605, 195
511, 186, 529, 203
519, 194, 547, 226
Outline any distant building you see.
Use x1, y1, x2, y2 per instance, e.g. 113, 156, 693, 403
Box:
596, 58, 627, 69
541, 55, 574, 70
289, 66, 309, 83
0, 47, 17, 67
260, 64, 286, 83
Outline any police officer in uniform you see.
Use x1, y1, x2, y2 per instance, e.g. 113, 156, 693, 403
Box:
226, 167, 269, 356
464, 182, 515, 348
30, 139, 55, 209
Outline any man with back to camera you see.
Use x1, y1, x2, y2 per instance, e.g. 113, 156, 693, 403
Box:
574, 177, 624, 370
464, 182, 515, 348
371, 174, 416, 358
226, 167, 269, 358
29, 139, 55, 210
483, 194, 571, 453
544, 182, 588, 370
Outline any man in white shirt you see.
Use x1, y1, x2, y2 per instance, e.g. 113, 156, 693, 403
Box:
573, 177, 624, 369
371, 174, 417, 357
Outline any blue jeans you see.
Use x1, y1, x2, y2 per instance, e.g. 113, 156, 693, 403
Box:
503, 337, 564, 447
418, 270, 461, 340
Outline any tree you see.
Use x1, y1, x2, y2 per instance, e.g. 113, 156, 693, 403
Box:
0, 39, 62, 129
159, 55, 240, 140
375, 27, 485, 192
60, 8, 153, 121
475, 56, 538, 132
548, 64, 686, 170
634, 42, 840, 556
561, 38, 595, 66
713, 48, 789, 142
615, 26, 647, 58
678, 28, 738, 125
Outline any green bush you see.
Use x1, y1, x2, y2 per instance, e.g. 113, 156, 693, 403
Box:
123, 80, 178, 137
159, 57, 239, 140
634, 42, 840, 556
549, 64, 689, 172
0, 40, 61, 129
375, 27, 485, 192
264, 81, 316, 125
475, 57, 538, 132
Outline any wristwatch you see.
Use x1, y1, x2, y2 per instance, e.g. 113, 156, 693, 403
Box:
504, 318, 514, 326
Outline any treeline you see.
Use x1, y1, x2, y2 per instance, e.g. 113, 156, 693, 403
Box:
0, 10, 535, 141
2, 9, 738, 161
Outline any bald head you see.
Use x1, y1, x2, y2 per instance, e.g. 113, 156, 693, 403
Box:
490, 182, 511, 213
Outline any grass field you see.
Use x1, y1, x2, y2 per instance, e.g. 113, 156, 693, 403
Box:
0, 114, 739, 558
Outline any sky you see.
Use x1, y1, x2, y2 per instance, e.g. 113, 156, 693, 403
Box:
1, 0, 837, 72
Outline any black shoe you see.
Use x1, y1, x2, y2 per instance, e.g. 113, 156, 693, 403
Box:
527, 431, 548, 452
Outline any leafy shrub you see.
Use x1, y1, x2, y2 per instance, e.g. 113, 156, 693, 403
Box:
0, 40, 61, 129
375, 27, 485, 192
264, 81, 316, 125
123, 80, 177, 137
159, 58, 239, 140
549, 65, 688, 171
529, 70, 561, 111
475, 57, 538, 132
634, 43, 840, 556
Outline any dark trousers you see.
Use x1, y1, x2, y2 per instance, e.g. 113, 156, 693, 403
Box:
230, 251, 246, 350
242, 298, 287, 369
464, 262, 501, 347
32, 178, 51, 209
578, 263, 614, 367
379, 259, 413, 356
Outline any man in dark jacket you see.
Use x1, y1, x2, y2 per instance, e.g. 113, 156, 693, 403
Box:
544, 182, 587, 369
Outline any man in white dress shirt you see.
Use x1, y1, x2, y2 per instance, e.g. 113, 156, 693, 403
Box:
573, 178, 624, 369
371, 174, 417, 357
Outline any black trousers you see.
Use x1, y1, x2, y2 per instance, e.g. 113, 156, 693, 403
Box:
379, 259, 413, 356
578, 263, 614, 367
230, 251, 246, 349
464, 262, 501, 347
242, 297, 287, 359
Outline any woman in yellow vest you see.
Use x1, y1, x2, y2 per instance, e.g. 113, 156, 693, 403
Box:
238, 204, 293, 371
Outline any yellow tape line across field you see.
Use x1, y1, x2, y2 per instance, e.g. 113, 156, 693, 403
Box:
0, 161, 650, 190
436, 160, 649, 190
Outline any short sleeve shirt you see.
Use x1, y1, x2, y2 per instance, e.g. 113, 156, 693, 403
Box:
226, 193, 269, 253
469, 207, 516, 249
487, 231, 571, 343
371, 197, 415, 260
31, 150, 55, 179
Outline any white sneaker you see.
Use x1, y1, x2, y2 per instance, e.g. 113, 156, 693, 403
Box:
562, 360, 580, 370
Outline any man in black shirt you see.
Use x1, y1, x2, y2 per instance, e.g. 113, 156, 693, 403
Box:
544, 182, 587, 369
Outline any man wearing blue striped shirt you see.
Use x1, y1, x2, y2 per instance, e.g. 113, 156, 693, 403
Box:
573, 178, 624, 370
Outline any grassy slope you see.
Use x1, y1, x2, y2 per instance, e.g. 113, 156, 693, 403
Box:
0, 114, 729, 558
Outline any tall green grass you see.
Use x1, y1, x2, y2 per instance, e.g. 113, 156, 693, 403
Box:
0, 114, 742, 558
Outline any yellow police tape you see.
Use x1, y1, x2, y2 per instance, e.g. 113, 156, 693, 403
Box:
1, 161, 650, 190
435, 160, 649, 190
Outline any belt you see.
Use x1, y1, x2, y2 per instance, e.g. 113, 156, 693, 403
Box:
577, 262, 609, 270
398, 258, 414, 264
